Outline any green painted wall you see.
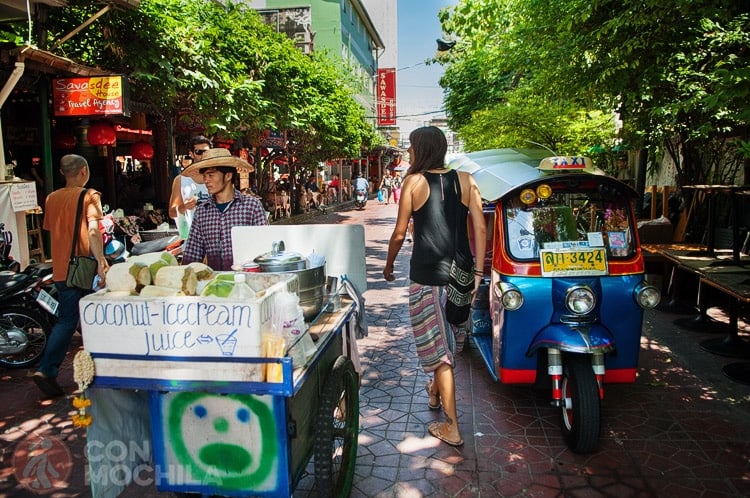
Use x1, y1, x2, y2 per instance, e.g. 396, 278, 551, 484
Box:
253, 0, 377, 112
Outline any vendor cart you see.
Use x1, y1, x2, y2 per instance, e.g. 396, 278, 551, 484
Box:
81, 225, 367, 498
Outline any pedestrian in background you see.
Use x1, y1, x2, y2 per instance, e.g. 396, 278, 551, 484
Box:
383, 126, 486, 447
379, 173, 393, 204
181, 148, 267, 271
32, 154, 109, 397
169, 135, 211, 240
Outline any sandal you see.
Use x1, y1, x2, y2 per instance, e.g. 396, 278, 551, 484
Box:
425, 380, 441, 410
454, 327, 467, 353
428, 421, 463, 447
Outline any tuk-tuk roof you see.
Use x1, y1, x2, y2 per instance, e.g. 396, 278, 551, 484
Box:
447, 148, 632, 201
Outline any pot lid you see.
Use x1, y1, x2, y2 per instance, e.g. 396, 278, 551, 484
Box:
254, 251, 305, 265
254, 241, 305, 265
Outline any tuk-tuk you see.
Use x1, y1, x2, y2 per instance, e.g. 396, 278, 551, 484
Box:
451, 150, 660, 453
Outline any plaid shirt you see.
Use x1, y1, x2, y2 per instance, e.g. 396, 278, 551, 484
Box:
182, 190, 268, 270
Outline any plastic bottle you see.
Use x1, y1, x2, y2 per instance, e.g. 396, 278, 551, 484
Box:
228, 273, 254, 300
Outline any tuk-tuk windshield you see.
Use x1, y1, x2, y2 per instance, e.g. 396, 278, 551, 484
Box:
504, 190, 634, 261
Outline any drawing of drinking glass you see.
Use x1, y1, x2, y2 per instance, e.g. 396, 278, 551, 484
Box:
217, 329, 238, 356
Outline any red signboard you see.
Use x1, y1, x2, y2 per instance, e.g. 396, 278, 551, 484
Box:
52, 76, 130, 117
377, 68, 396, 127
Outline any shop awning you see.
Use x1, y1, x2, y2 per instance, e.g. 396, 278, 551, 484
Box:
13, 45, 110, 77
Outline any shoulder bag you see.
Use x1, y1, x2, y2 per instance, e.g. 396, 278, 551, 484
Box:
444, 171, 475, 325
66, 189, 98, 290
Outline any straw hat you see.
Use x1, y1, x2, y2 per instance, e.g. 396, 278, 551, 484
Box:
181, 148, 254, 183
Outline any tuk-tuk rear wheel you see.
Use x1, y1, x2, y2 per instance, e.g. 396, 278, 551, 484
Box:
560, 355, 600, 453
314, 356, 360, 497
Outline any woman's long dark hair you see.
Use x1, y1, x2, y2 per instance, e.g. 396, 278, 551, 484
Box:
407, 126, 448, 175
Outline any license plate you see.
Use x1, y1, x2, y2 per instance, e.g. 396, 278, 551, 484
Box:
36, 288, 59, 316
540, 248, 608, 277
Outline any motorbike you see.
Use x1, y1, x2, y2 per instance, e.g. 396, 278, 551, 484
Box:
0, 262, 57, 368
354, 189, 368, 210
456, 151, 661, 453
0, 223, 21, 272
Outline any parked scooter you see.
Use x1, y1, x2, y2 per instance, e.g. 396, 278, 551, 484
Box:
0, 223, 21, 272
0, 262, 56, 368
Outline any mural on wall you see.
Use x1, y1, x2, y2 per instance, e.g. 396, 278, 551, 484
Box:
159, 392, 280, 492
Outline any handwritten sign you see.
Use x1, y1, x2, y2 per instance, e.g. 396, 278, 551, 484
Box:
80, 295, 277, 358
9, 181, 38, 211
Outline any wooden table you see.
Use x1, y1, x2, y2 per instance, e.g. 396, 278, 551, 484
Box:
656, 248, 750, 382
660, 248, 740, 332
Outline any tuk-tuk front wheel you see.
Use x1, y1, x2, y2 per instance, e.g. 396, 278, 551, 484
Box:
314, 356, 360, 497
560, 355, 600, 453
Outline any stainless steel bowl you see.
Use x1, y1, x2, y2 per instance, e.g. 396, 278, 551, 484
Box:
261, 265, 326, 321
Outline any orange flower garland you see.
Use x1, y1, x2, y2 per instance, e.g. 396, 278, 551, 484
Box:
71, 350, 95, 428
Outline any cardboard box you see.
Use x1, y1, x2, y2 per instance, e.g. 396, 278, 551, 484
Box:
80, 273, 296, 387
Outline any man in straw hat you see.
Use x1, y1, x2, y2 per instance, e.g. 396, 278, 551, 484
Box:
181, 148, 268, 270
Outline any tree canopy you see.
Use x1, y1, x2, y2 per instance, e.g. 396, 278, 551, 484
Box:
438, 0, 750, 185
32, 0, 380, 162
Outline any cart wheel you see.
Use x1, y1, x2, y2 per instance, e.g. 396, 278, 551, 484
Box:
314, 356, 359, 497
560, 355, 600, 453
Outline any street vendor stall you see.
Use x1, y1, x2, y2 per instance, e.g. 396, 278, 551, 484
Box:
78, 224, 366, 498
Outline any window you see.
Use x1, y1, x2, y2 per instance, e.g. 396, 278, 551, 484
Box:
504, 188, 634, 261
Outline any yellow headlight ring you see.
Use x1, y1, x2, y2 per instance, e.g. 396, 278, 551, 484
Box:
520, 189, 536, 205
536, 184, 552, 199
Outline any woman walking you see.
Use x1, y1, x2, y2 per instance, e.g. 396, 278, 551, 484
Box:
383, 126, 486, 446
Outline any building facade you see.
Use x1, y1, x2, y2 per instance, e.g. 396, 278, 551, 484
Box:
246, 0, 384, 123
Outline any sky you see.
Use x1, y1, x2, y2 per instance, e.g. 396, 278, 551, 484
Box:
396, 0, 458, 137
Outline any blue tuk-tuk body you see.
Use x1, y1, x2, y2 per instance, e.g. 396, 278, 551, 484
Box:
453, 151, 660, 453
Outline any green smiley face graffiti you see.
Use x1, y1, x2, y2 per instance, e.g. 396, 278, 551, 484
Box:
167, 392, 278, 490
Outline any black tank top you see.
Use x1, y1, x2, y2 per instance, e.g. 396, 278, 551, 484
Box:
410, 170, 471, 285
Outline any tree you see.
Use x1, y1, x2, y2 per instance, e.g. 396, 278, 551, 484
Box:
438, 0, 750, 188
436, 0, 619, 155
34, 0, 380, 177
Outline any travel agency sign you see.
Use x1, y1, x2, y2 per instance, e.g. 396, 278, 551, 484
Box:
52, 75, 131, 117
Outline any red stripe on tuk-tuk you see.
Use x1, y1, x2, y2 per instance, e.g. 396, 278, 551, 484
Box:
499, 368, 637, 384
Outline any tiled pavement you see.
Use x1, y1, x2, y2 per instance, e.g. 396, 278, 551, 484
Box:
1, 201, 749, 497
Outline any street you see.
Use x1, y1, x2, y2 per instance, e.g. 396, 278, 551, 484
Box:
1, 200, 750, 497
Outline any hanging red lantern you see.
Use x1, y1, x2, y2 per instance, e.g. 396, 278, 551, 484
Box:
53, 132, 77, 149
130, 142, 154, 160
87, 121, 116, 146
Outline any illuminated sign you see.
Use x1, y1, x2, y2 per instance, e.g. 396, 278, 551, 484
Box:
52, 76, 130, 117
377, 68, 396, 127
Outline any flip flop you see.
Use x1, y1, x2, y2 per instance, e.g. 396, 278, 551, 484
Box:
428, 421, 463, 447
31, 372, 64, 397
425, 380, 440, 410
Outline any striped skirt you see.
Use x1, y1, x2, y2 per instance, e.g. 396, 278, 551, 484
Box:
408, 282, 454, 373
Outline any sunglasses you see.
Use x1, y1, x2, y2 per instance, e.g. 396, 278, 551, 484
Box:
193, 149, 208, 155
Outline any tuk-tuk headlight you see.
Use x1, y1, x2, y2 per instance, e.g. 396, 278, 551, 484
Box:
495, 282, 524, 310
565, 285, 595, 315
634, 282, 661, 308
536, 184, 552, 199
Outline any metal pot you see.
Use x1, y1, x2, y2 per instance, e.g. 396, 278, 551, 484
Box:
254, 241, 327, 320
253, 241, 306, 272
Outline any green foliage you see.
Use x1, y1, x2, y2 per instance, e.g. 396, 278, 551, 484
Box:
27, 0, 378, 166
439, 0, 750, 187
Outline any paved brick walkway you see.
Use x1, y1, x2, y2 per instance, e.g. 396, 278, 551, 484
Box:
1, 201, 749, 497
